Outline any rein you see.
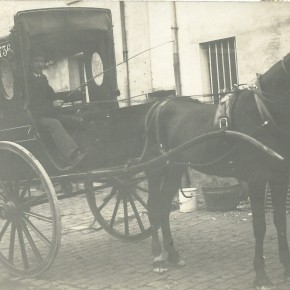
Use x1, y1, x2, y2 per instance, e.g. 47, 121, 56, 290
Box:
129, 97, 283, 172
136, 97, 181, 163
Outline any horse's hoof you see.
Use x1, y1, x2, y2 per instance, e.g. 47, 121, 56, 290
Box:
170, 258, 186, 268
167, 255, 186, 267
153, 260, 168, 274
176, 258, 186, 267
254, 278, 274, 290
153, 266, 168, 274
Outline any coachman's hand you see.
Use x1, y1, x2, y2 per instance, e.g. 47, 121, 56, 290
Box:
53, 100, 64, 108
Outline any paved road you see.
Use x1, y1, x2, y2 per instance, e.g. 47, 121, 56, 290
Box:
0, 192, 289, 290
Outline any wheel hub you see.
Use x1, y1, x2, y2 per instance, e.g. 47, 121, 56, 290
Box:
0, 201, 17, 220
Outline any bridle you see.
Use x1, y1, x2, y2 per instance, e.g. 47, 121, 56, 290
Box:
251, 56, 290, 138
254, 57, 290, 104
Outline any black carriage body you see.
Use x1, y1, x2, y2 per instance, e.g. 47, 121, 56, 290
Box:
0, 7, 120, 177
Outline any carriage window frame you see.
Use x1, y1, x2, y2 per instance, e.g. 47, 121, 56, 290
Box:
91, 52, 104, 86
0, 58, 14, 100
200, 37, 238, 104
67, 53, 87, 97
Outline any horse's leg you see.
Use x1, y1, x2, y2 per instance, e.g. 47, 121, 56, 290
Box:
159, 166, 185, 267
269, 174, 290, 283
249, 179, 273, 289
146, 170, 167, 273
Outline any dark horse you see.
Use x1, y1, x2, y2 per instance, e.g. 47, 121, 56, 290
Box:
136, 53, 290, 290
84, 52, 290, 289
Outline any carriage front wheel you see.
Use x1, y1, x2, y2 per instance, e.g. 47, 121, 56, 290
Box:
84, 172, 152, 241
0, 142, 61, 277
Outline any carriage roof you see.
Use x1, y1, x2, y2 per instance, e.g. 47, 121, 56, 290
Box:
14, 7, 114, 58
0, 7, 119, 123
15, 7, 112, 34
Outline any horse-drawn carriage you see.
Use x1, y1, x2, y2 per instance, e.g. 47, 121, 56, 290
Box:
0, 7, 154, 277
1, 6, 290, 290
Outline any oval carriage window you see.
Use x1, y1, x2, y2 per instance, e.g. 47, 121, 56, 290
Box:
0, 59, 14, 100
91, 52, 104, 86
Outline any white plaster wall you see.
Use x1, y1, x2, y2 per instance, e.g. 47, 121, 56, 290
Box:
147, 2, 174, 92
0, 1, 64, 36
175, 1, 290, 96
122, 2, 152, 99
237, 16, 290, 83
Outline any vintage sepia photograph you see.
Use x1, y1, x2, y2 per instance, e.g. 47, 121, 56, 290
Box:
0, 0, 290, 289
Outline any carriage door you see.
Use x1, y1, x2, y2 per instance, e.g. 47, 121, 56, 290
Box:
200, 37, 238, 104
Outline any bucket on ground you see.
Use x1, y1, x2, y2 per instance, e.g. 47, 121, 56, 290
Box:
179, 188, 198, 213
201, 183, 240, 211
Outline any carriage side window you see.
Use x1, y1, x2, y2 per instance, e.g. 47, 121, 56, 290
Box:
42, 54, 87, 104
42, 52, 105, 105
67, 51, 105, 104
0, 59, 14, 100
43, 58, 70, 93
91, 52, 104, 87
67, 53, 88, 103
200, 37, 238, 104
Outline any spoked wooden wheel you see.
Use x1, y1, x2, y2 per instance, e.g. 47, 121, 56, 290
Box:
85, 172, 152, 241
0, 142, 61, 277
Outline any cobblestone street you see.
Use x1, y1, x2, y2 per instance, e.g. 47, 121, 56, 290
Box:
0, 193, 289, 290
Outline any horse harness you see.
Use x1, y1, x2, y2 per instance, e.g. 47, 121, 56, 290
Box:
213, 91, 237, 131
250, 75, 290, 146
131, 56, 290, 169
213, 76, 276, 133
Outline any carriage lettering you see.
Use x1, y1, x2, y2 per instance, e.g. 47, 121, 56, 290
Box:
0, 43, 13, 59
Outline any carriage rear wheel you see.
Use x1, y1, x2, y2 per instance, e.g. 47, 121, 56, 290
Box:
0, 142, 61, 277
84, 172, 152, 241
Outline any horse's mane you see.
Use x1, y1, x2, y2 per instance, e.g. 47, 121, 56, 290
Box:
159, 95, 202, 104
175, 96, 202, 103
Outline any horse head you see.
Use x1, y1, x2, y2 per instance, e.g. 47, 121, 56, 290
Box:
259, 52, 290, 100
256, 52, 290, 129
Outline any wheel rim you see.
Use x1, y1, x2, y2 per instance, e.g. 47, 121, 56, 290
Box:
0, 142, 61, 277
86, 172, 152, 241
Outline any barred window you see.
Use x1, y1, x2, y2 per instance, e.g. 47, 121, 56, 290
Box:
200, 37, 238, 104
